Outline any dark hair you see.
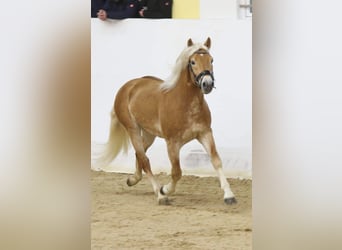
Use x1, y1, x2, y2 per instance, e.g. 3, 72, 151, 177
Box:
110, 0, 124, 4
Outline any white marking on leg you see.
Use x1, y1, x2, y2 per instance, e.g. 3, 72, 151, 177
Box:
198, 132, 235, 201
161, 181, 176, 195
146, 173, 160, 195
216, 168, 234, 199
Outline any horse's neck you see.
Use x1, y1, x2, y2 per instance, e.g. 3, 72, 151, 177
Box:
178, 68, 204, 99
163, 69, 205, 111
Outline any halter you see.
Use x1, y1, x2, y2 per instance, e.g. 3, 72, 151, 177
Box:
188, 51, 215, 93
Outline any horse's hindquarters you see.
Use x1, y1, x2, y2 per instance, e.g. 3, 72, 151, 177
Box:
116, 78, 164, 137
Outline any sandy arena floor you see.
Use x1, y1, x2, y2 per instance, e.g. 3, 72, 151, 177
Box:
91, 171, 252, 250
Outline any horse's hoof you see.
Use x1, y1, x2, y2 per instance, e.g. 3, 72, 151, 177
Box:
224, 197, 237, 205
126, 178, 131, 186
127, 176, 142, 186
126, 178, 135, 186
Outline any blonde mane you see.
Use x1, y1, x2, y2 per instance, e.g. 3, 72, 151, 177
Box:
160, 42, 209, 91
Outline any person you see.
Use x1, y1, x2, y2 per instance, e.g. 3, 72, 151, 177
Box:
138, 0, 173, 18
95, 0, 141, 20
91, 0, 106, 18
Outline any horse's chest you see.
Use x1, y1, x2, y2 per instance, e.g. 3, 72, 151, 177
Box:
184, 102, 210, 139
161, 97, 210, 140
186, 98, 210, 123
187, 99, 201, 117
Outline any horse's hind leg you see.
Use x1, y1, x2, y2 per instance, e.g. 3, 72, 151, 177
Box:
126, 128, 164, 202
127, 130, 156, 186
160, 140, 182, 196
198, 131, 236, 204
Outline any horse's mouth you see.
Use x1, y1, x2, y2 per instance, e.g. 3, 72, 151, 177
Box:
200, 76, 215, 94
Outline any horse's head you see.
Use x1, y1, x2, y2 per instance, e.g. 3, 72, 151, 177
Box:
188, 37, 215, 94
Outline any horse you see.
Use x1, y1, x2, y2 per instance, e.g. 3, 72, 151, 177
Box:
96, 37, 236, 205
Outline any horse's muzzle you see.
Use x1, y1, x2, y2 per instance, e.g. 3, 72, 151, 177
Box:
199, 74, 215, 94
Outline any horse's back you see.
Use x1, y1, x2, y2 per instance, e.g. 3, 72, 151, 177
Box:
115, 76, 163, 105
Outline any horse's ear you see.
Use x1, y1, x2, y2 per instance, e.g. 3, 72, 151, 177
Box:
187, 38, 194, 47
204, 37, 211, 49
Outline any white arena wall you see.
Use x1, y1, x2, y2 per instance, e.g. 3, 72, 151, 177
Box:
91, 18, 251, 178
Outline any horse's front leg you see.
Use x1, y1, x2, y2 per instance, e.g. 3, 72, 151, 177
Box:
198, 131, 237, 204
159, 140, 182, 203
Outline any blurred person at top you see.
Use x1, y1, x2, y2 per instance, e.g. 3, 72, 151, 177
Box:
92, 0, 141, 20
91, 0, 106, 17
138, 0, 173, 18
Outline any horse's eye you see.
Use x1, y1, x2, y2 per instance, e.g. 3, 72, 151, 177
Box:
191, 60, 196, 65
211, 59, 214, 64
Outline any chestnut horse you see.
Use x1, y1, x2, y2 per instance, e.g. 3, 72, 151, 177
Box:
96, 37, 236, 205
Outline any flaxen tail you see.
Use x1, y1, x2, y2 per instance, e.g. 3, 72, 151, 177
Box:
92, 110, 130, 170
